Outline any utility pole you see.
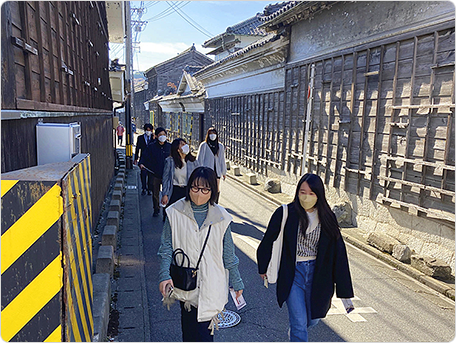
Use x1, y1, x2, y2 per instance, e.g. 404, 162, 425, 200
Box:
125, 1, 133, 169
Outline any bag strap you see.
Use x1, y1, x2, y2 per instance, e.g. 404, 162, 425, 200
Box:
195, 225, 212, 271
172, 248, 190, 268
280, 204, 288, 233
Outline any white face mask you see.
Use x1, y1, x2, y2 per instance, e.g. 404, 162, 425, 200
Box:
209, 134, 217, 141
145, 131, 152, 137
158, 135, 167, 143
181, 144, 190, 155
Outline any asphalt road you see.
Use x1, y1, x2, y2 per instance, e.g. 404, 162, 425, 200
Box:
141, 177, 455, 342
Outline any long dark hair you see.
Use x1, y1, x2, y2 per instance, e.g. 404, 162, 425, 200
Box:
170, 138, 196, 169
185, 167, 218, 205
293, 173, 340, 239
205, 127, 219, 156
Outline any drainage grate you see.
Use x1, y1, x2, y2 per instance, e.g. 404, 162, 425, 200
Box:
216, 310, 241, 328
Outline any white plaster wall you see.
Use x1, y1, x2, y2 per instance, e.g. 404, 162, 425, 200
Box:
289, 1, 455, 63
204, 66, 285, 98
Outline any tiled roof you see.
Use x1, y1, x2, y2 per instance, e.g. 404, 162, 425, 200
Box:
144, 45, 213, 73
203, 14, 268, 47
258, 1, 301, 22
195, 33, 282, 76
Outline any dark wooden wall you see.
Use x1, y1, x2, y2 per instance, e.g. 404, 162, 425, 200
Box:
1, 1, 112, 111
206, 23, 455, 223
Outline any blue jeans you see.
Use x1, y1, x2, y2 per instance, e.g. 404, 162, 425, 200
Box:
286, 260, 320, 342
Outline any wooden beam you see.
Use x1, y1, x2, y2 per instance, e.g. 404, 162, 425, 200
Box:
334, 55, 345, 188
384, 155, 455, 171
369, 45, 385, 200
379, 194, 454, 222
378, 175, 454, 197
357, 49, 371, 194
19, 2, 32, 100
400, 36, 418, 203
45, 1, 56, 103
345, 51, 357, 191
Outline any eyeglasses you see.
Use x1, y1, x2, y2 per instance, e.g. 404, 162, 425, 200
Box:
190, 186, 211, 194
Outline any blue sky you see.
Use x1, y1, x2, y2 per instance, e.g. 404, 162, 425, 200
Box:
109, 1, 273, 72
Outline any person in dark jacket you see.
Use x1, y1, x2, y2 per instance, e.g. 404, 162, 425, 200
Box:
140, 127, 171, 217
257, 173, 354, 342
135, 123, 154, 195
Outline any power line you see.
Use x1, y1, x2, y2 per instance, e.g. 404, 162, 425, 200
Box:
166, 1, 213, 38
143, 1, 190, 22
166, 1, 213, 37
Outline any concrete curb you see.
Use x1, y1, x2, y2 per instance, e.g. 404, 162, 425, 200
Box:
226, 170, 455, 301
92, 273, 111, 342
92, 150, 126, 342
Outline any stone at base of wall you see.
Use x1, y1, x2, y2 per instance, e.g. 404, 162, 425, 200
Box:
411, 255, 452, 279
367, 231, 401, 254
392, 244, 412, 263
332, 202, 353, 226
265, 179, 281, 193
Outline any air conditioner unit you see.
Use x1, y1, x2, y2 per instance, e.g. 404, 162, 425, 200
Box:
36, 122, 81, 165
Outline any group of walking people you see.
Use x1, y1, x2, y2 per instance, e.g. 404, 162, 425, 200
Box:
145, 132, 355, 342
134, 125, 227, 217
135, 123, 354, 342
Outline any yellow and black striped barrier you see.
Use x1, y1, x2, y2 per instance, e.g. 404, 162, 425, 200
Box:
1, 154, 93, 342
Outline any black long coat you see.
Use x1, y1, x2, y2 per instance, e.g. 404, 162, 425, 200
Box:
257, 203, 354, 319
134, 134, 153, 161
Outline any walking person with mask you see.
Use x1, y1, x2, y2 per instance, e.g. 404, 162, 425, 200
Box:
161, 138, 200, 221
196, 128, 227, 203
135, 123, 154, 195
145, 127, 171, 217
257, 173, 354, 342
158, 167, 244, 342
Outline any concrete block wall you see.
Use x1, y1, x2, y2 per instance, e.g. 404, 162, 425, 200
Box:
93, 150, 125, 342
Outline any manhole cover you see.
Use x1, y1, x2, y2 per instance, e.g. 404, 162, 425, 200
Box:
216, 310, 241, 328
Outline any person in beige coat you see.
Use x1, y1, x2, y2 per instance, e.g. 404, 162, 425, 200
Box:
158, 167, 244, 342
196, 128, 227, 203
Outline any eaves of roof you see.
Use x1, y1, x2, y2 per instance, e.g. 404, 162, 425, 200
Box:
203, 14, 268, 47
259, 1, 337, 30
195, 33, 282, 77
144, 45, 213, 73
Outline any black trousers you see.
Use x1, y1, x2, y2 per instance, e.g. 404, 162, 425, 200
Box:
180, 302, 213, 342
117, 135, 122, 145
152, 176, 162, 213
163, 185, 186, 222
140, 169, 153, 191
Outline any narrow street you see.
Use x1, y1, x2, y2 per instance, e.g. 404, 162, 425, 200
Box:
139, 174, 455, 342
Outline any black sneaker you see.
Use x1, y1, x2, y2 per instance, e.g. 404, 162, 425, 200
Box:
148, 190, 152, 196
141, 189, 146, 195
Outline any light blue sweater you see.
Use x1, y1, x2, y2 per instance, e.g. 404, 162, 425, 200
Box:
158, 202, 244, 291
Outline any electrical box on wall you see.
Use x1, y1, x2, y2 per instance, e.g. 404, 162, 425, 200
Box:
36, 122, 81, 165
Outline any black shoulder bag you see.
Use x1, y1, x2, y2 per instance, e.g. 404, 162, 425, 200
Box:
170, 225, 212, 291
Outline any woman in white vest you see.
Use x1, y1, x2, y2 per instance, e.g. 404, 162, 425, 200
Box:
158, 167, 244, 341
196, 127, 227, 203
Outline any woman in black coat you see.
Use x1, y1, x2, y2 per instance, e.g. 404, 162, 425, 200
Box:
257, 173, 354, 342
